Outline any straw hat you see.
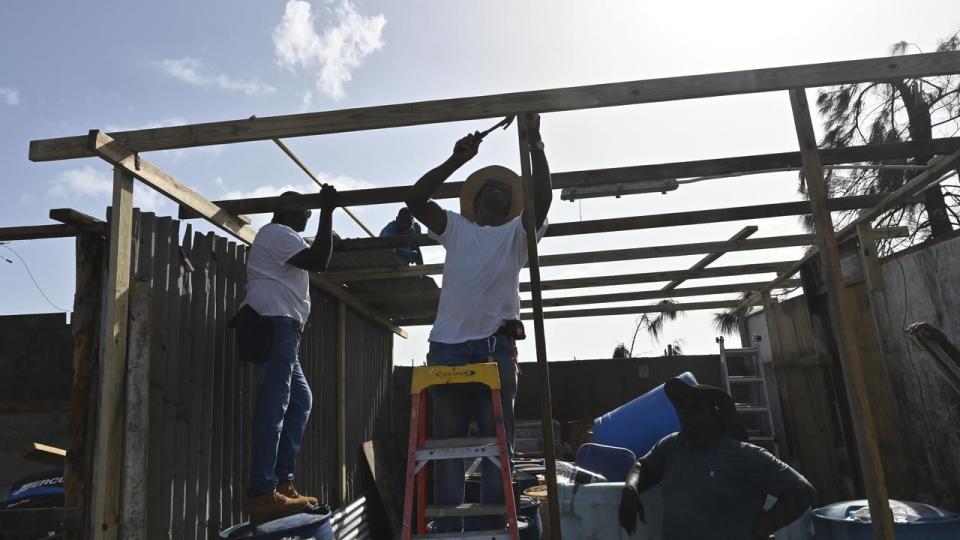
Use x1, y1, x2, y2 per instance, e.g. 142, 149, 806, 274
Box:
459, 165, 524, 223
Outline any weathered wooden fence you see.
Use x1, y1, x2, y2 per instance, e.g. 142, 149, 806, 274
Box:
750, 231, 960, 512
118, 211, 392, 539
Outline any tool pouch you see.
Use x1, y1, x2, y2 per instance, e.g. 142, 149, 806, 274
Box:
498, 319, 526, 340
227, 304, 272, 364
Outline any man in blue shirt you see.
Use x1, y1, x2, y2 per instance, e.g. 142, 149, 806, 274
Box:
619, 377, 816, 539
379, 207, 423, 265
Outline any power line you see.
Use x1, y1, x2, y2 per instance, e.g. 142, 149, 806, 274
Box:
0, 243, 69, 312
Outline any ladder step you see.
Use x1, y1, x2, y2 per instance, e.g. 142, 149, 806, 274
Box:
416, 438, 501, 461
412, 531, 510, 539
727, 376, 764, 383
423, 437, 499, 449
424, 504, 507, 518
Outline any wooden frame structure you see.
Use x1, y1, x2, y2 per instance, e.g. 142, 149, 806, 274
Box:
8, 50, 960, 539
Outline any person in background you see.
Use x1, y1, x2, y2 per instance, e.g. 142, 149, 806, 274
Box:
619, 377, 816, 540
379, 207, 424, 265
240, 186, 338, 522
404, 112, 551, 533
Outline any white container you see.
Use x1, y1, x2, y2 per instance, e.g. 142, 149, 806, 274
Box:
557, 480, 663, 540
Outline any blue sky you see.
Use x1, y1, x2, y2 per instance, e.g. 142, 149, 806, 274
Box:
2, 0, 957, 364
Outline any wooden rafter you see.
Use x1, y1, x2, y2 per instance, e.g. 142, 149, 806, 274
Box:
31, 52, 960, 162
183, 136, 960, 217
327, 194, 911, 253
327, 227, 906, 282
661, 226, 757, 291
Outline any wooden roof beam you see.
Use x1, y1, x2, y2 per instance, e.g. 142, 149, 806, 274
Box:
87, 130, 406, 338
661, 226, 757, 291
178, 136, 960, 218
326, 227, 906, 283
31, 52, 960, 162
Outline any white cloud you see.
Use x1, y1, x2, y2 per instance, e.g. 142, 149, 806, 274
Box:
299, 90, 313, 112
156, 57, 276, 96
47, 166, 112, 198
46, 165, 174, 215
273, 0, 386, 100
1, 87, 20, 106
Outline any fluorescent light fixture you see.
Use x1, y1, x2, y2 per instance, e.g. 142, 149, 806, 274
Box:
561, 178, 679, 201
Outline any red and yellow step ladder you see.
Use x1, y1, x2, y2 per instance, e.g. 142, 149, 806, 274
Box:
401, 363, 520, 540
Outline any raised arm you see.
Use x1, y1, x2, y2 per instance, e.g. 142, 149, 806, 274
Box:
403, 133, 482, 235
288, 184, 337, 272
525, 113, 552, 229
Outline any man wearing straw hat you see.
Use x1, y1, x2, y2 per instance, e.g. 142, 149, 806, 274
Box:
619, 377, 816, 539
404, 113, 552, 532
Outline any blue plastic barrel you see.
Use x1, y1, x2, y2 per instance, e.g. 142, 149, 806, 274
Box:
575, 443, 637, 482
518, 495, 542, 539
592, 372, 697, 457
813, 500, 960, 539
219, 510, 334, 539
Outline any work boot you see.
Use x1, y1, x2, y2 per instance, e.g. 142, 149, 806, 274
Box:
248, 490, 312, 523
277, 480, 318, 506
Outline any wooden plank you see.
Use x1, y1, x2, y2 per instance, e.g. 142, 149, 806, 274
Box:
189, 137, 960, 218
89, 130, 404, 337
208, 236, 228, 533
32, 52, 960, 161
65, 231, 104, 515
519, 280, 801, 309
528, 261, 795, 292
662, 226, 757, 290
327, 195, 909, 253
516, 115, 561, 539
50, 208, 107, 229
146, 217, 173, 539
224, 242, 241, 526
22, 442, 67, 465
88, 167, 134, 539
197, 233, 220, 537
120, 278, 151, 540
0, 223, 90, 241
185, 232, 212, 540
338, 301, 348, 503
397, 299, 740, 326
327, 234, 817, 282
171, 225, 193, 538
0, 507, 81, 533
89, 130, 256, 243
789, 88, 894, 539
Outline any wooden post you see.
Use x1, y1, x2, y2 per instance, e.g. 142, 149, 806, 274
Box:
89, 167, 134, 539
789, 89, 894, 538
516, 114, 561, 539
338, 300, 348, 505
120, 279, 151, 539
65, 231, 104, 539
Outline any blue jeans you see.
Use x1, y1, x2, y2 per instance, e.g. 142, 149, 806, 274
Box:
427, 336, 518, 532
249, 316, 312, 495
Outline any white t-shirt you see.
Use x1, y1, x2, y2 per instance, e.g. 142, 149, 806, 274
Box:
428, 210, 548, 343
242, 223, 311, 325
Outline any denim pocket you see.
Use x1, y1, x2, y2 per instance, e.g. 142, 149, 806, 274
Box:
229, 305, 273, 364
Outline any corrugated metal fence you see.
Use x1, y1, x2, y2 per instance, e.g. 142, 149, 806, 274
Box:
122, 211, 392, 539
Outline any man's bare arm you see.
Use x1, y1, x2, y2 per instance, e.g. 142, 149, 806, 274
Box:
526, 113, 552, 229
404, 133, 481, 235
288, 185, 337, 272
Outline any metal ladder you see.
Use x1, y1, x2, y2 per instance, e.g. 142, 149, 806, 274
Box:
401, 363, 520, 540
717, 335, 779, 454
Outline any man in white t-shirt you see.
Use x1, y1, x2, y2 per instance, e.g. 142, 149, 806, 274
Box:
240, 186, 338, 522
404, 113, 552, 532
